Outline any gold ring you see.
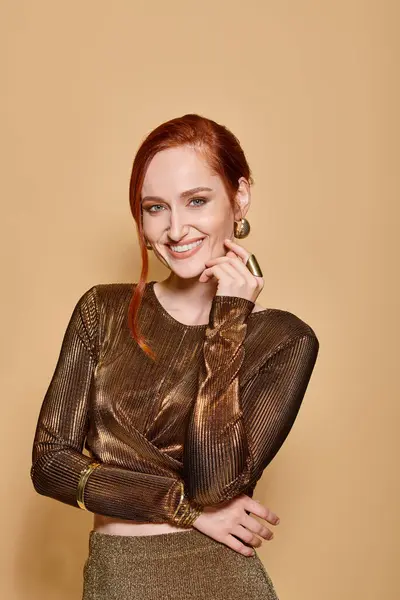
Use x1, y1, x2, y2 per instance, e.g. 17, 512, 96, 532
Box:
246, 254, 263, 277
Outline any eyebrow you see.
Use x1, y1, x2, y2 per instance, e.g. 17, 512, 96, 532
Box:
141, 186, 213, 203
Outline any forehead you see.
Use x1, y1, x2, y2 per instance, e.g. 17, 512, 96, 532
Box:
141, 146, 223, 197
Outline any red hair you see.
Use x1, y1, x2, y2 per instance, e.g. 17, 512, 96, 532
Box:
128, 113, 254, 360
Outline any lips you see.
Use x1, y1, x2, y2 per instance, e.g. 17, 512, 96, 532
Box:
166, 237, 205, 259
166, 237, 205, 247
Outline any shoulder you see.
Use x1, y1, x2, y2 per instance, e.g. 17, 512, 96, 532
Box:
73, 282, 135, 324
84, 282, 135, 307
248, 306, 319, 359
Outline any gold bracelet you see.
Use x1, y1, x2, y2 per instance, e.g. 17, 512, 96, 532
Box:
178, 503, 203, 527
172, 480, 186, 521
76, 462, 101, 510
172, 481, 203, 528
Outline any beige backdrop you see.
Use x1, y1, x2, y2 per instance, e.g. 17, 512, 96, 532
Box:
1, 1, 398, 599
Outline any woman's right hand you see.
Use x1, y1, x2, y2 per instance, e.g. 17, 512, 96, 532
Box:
191, 493, 280, 557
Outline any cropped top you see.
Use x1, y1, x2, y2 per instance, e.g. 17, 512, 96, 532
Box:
30, 280, 319, 527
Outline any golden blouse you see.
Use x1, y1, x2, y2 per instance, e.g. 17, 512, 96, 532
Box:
30, 281, 319, 526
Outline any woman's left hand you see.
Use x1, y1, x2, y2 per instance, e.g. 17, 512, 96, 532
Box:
199, 238, 264, 303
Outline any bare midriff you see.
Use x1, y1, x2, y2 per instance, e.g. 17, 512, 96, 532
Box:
93, 513, 193, 536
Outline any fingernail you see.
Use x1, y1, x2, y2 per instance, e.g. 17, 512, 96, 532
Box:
275, 518, 280, 525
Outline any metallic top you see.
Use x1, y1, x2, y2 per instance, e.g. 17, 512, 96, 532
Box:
30, 281, 319, 526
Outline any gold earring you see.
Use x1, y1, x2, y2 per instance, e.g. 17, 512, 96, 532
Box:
144, 238, 153, 250
234, 218, 250, 239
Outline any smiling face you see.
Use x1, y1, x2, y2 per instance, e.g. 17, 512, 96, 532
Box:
141, 145, 250, 278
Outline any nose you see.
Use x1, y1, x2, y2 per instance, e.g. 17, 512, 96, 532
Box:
167, 208, 189, 242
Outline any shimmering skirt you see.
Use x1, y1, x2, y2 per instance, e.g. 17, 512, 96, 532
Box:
82, 528, 279, 599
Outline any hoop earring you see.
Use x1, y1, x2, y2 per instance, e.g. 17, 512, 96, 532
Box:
234, 218, 250, 239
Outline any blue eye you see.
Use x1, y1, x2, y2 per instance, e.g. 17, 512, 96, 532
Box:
146, 197, 207, 213
190, 197, 207, 207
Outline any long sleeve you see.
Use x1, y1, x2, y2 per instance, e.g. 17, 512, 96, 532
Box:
30, 287, 197, 525
183, 295, 319, 506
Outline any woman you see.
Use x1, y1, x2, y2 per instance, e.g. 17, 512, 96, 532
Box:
30, 113, 319, 599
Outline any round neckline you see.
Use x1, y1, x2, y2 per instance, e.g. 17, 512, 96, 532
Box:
147, 280, 270, 330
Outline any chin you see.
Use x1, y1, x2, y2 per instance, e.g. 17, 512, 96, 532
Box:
170, 269, 203, 279
166, 264, 206, 280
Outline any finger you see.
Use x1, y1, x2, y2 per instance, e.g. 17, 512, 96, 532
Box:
200, 263, 248, 284
224, 534, 256, 557
205, 261, 247, 280
240, 513, 274, 540
231, 524, 263, 548
224, 239, 251, 263
246, 498, 280, 526
204, 256, 262, 285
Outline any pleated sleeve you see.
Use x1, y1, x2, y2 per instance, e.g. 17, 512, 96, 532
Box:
183, 295, 319, 506
30, 287, 199, 525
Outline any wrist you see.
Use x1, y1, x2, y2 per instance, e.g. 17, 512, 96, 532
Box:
209, 295, 255, 328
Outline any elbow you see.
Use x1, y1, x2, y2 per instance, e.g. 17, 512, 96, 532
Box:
30, 449, 64, 500
189, 482, 249, 507
185, 451, 254, 506
187, 467, 253, 507
189, 489, 232, 507
30, 458, 50, 497
30, 448, 85, 511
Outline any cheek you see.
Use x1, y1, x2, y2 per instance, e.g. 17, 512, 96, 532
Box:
198, 211, 229, 233
207, 224, 232, 243
142, 215, 162, 236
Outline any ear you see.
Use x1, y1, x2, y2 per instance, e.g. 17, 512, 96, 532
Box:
233, 177, 251, 222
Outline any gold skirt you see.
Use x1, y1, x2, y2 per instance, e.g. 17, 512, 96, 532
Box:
82, 528, 280, 599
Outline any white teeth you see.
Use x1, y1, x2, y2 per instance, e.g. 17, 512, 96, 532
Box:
170, 239, 203, 253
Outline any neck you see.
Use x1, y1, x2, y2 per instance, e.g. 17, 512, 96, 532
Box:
156, 274, 218, 322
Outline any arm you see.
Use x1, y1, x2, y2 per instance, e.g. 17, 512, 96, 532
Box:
30, 286, 201, 526
183, 295, 319, 506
